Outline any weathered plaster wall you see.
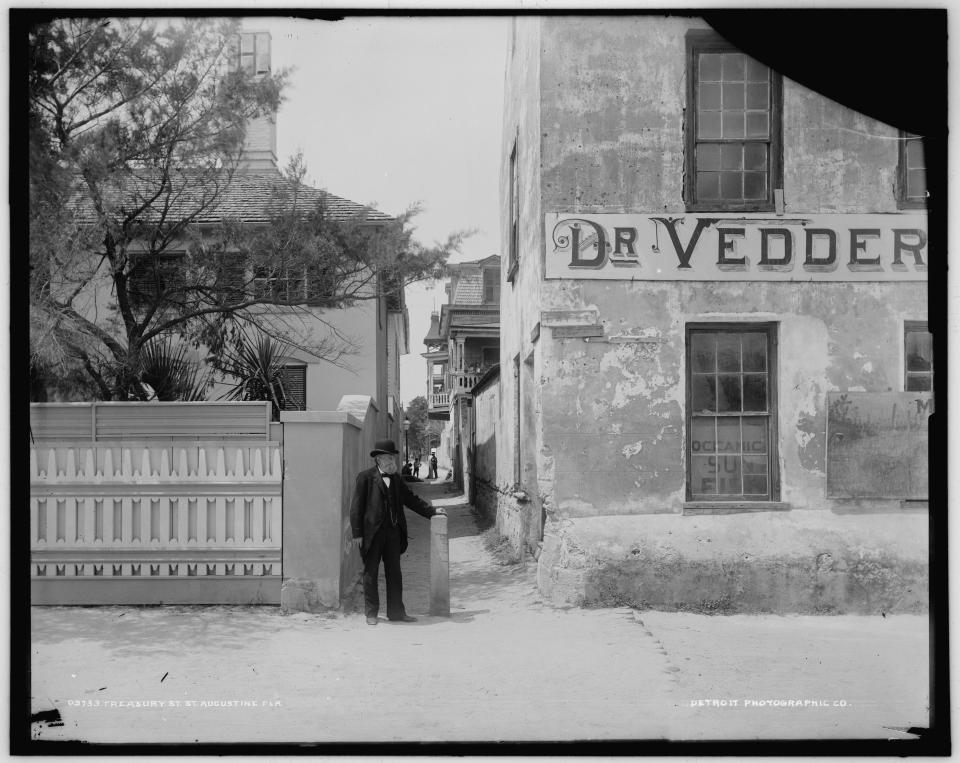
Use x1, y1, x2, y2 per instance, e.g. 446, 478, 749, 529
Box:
538, 280, 927, 516
538, 512, 928, 614
497, 17, 546, 554
494, 16, 930, 611
471, 378, 499, 521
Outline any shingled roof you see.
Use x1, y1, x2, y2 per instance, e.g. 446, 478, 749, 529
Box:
70, 169, 394, 226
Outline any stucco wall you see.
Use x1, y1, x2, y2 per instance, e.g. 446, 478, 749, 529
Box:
495, 16, 929, 609
470, 377, 500, 521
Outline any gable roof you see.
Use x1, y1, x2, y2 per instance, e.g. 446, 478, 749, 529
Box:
70, 168, 394, 226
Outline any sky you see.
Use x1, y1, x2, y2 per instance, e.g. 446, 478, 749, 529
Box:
253, 16, 509, 408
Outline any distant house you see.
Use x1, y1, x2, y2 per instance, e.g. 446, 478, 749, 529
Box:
53, 29, 408, 443
422, 255, 500, 487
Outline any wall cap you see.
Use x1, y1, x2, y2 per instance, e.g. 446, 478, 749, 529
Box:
279, 411, 363, 429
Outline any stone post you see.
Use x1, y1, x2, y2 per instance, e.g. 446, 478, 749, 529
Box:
430, 514, 450, 616
279, 411, 349, 612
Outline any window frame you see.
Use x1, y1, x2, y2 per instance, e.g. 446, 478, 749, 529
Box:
278, 364, 307, 411
483, 267, 501, 304
507, 138, 519, 284
904, 320, 933, 392
685, 322, 780, 502
684, 30, 783, 213
233, 32, 271, 76
897, 132, 928, 209
252, 265, 306, 302
127, 250, 187, 309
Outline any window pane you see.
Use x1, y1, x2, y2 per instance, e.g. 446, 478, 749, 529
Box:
691, 418, 715, 454
746, 112, 769, 138
716, 455, 742, 494
700, 53, 722, 81
698, 143, 721, 171
720, 172, 742, 200
743, 374, 767, 411
721, 143, 743, 170
691, 455, 717, 495
692, 375, 717, 413
717, 334, 740, 371
699, 112, 722, 139
697, 172, 720, 200
906, 374, 932, 392
906, 330, 932, 371
746, 83, 769, 109
722, 83, 745, 109
906, 138, 925, 169
743, 172, 767, 199
743, 474, 768, 495
722, 53, 745, 81
691, 333, 716, 372
241, 33, 255, 53
744, 143, 767, 171
907, 169, 927, 198
742, 332, 767, 371
745, 57, 769, 82
742, 455, 767, 475
717, 375, 741, 412
741, 418, 767, 453
716, 418, 741, 454
722, 112, 745, 138
700, 83, 721, 109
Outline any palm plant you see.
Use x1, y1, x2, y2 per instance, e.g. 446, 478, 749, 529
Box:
139, 336, 210, 401
218, 329, 295, 420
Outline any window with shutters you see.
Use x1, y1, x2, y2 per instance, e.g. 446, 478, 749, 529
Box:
685, 31, 782, 212
507, 139, 519, 283
128, 252, 186, 308
687, 324, 779, 501
215, 254, 246, 305
898, 133, 927, 209
483, 267, 500, 304
904, 321, 933, 392
279, 365, 307, 411
231, 32, 271, 76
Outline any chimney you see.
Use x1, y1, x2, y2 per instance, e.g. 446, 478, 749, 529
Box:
235, 30, 278, 172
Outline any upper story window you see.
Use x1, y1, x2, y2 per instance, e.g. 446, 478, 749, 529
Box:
905, 321, 933, 392
685, 31, 782, 212
128, 251, 185, 308
253, 265, 304, 302
507, 139, 519, 282
279, 365, 306, 411
231, 32, 271, 76
898, 132, 927, 209
483, 267, 500, 303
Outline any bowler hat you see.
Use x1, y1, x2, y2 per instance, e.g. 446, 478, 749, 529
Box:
370, 439, 400, 457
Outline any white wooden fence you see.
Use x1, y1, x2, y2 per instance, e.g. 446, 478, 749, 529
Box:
30, 403, 283, 604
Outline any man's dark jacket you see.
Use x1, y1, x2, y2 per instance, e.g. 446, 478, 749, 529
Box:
350, 466, 436, 555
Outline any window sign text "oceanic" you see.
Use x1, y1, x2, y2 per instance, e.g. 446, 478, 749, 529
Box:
545, 213, 928, 281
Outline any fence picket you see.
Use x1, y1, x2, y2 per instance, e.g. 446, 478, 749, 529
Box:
178, 449, 190, 480
31, 498, 40, 545
46, 451, 57, 481
253, 449, 264, 478
84, 450, 95, 480
234, 450, 245, 479
121, 449, 133, 478
216, 449, 226, 479
215, 497, 226, 544
65, 449, 77, 480
160, 449, 171, 479
178, 496, 189, 545
252, 497, 264, 545
84, 496, 96, 543
141, 450, 153, 479
103, 448, 114, 479
65, 497, 77, 544
271, 449, 282, 479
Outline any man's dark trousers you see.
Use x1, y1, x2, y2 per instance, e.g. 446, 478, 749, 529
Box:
362, 522, 405, 620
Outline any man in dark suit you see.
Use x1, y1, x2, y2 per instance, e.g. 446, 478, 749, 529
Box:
350, 439, 445, 625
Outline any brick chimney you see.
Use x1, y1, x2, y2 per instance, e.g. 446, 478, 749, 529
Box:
234, 30, 278, 172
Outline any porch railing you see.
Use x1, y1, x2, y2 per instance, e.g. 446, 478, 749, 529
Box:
429, 392, 451, 409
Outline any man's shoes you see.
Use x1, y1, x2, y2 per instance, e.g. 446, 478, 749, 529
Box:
366, 616, 378, 626
390, 614, 417, 623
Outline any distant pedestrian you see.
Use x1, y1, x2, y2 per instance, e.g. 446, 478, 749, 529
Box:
350, 439, 445, 625
429, 451, 438, 479
401, 461, 412, 477
413, 456, 421, 478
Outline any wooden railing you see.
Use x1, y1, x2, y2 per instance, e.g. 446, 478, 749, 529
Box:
30, 439, 282, 604
429, 392, 451, 409
450, 372, 482, 391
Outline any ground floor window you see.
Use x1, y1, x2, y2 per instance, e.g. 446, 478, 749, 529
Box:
687, 323, 778, 501
904, 321, 932, 392
279, 365, 307, 411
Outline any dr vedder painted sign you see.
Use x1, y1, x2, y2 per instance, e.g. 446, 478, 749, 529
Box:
546, 213, 927, 281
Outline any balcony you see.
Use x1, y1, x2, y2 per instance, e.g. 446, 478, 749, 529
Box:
450, 372, 482, 392
429, 391, 451, 408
